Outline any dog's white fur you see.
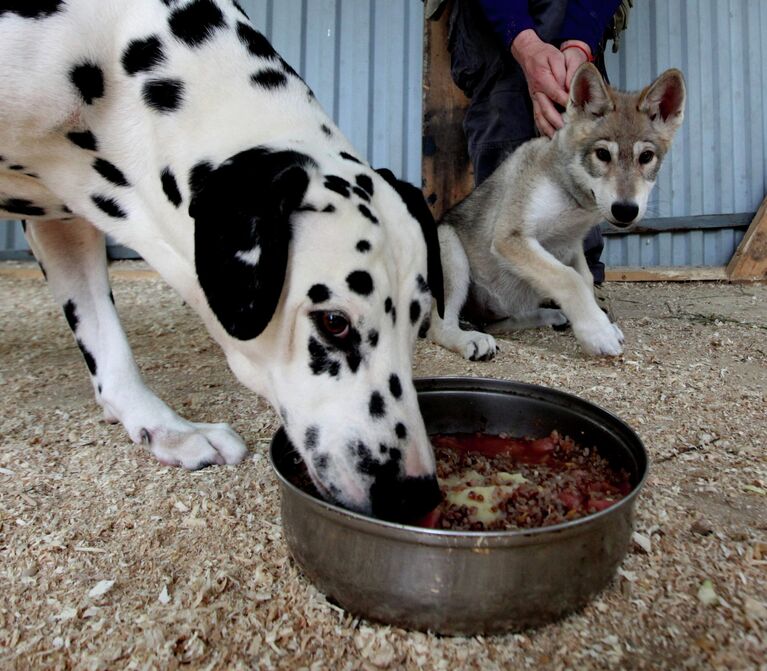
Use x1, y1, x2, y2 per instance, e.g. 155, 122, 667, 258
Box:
429, 64, 686, 359
0, 0, 441, 518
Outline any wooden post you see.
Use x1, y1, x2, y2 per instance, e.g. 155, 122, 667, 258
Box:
422, 0, 474, 221
726, 196, 767, 281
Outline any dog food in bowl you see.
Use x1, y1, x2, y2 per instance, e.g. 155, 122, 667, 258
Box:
424, 431, 632, 531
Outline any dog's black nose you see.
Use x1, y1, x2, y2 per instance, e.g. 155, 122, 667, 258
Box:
611, 201, 639, 224
370, 474, 442, 523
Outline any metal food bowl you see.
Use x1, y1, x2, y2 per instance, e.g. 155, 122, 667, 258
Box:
269, 377, 648, 635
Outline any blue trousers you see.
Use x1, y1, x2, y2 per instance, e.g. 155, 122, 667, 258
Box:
448, 0, 607, 283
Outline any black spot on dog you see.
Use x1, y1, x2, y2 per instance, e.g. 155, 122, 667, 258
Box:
93, 158, 130, 187
161, 167, 182, 207
169, 0, 225, 47
352, 186, 370, 202
232, 0, 248, 18
188, 161, 213, 198
63, 299, 79, 332
379, 444, 388, 455
416, 274, 429, 293
77, 340, 98, 376
8, 164, 24, 171
367, 330, 379, 348
24, 172, 39, 179
357, 203, 378, 224
122, 35, 166, 75
251, 68, 288, 89
313, 453, 329, 472
109, 290, 115, 305
0, 0, 63, 19
308, 337, 340, 377
409, 300, 421, 324
308, 284, 330, 304
356, 240, 371, 253
91, 194, 127, 219
322, 204, 336, 213
346, 270, 373, 296
236, 22, 277, 60
324, 175, 350, 198
321, 124, 332, 137
384, 297, 392, 313
355, 174, 374, 197
70, 62, 105, 104
1, 198, 45, 216
279, 57, 301, 81
340, 151, 362, 164
369, 392, 386, 418
351, 441, 378, 476
388, 374, 402, 399
395, 423, 407, 440
67, 130, 98, 151
61, 205, 72, 214
305, 425, 319, 451
418, 314, 431, 338
142, 78, 184, 112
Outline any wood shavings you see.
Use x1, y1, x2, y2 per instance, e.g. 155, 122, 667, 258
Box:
2, 267, 766, 669
87, 580, 115, 599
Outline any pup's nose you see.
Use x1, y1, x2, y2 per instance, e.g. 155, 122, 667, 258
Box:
370, 474, 442, 523
611, 201, 639, 224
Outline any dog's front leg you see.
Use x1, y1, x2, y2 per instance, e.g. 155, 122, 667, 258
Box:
493, 234, 624, 356
24, 218, 247, 469
428, 225, 497, 361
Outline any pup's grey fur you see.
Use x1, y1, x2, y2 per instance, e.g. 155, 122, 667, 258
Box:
429, 63, 686, 359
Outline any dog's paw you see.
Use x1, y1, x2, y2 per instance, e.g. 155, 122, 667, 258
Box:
463, 332, 498, 361
577, 322, 624, 357
142, 422, 248, 470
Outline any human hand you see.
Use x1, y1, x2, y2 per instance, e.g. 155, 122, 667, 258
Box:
560, 40, 592, 90
511, 29, 569, 137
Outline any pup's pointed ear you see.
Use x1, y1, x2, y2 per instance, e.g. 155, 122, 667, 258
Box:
638, 68, 686, 134
567, 62, 614, 118
375, 168, 445, 318
190, 148, 314, 340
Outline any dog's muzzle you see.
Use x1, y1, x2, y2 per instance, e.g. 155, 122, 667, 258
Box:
370, 473, 442, 523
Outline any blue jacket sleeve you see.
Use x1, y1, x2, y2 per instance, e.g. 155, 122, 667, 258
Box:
558, 0, 622, 53
476, 0, 536, 51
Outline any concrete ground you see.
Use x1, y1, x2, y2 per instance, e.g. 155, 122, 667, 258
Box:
1, 262, 765, 670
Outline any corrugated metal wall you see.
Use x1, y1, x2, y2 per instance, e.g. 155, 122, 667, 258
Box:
2, 0, 765, 269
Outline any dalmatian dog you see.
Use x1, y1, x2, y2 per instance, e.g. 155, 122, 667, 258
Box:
0, 0, 445, 522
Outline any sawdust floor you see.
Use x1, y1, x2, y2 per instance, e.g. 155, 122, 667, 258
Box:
1, 262, 765, 670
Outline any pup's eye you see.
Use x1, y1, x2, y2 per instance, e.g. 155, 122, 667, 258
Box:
638, 150, 655, 165
318, 311, 350, 339
595, 148, 611, 162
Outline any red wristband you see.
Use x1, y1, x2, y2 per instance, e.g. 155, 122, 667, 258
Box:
561, 43, 594, 62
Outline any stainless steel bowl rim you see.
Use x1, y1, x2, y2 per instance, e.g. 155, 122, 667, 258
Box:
269, 376, 648, 547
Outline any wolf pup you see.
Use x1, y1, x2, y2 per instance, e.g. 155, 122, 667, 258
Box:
429, 63, 686, 359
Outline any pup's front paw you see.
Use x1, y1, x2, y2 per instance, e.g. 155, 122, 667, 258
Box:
576, 321, 624, 357
463, 331, 498, 361
140, 422, 248, 470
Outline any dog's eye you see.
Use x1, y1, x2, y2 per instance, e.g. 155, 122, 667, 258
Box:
638, 150, 655, 165
318, 311, 350, 339
595, 148, 611, 162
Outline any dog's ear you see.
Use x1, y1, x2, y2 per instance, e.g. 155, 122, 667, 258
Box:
375, 168, 445, 318
638, 68, 686, 135
568, 63, 614, 118
190, 148, 313, 340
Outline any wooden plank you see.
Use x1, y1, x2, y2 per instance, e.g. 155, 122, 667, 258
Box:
606, 266, 729, 282
421, 0, 473, 221
726, 196, 767, 281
